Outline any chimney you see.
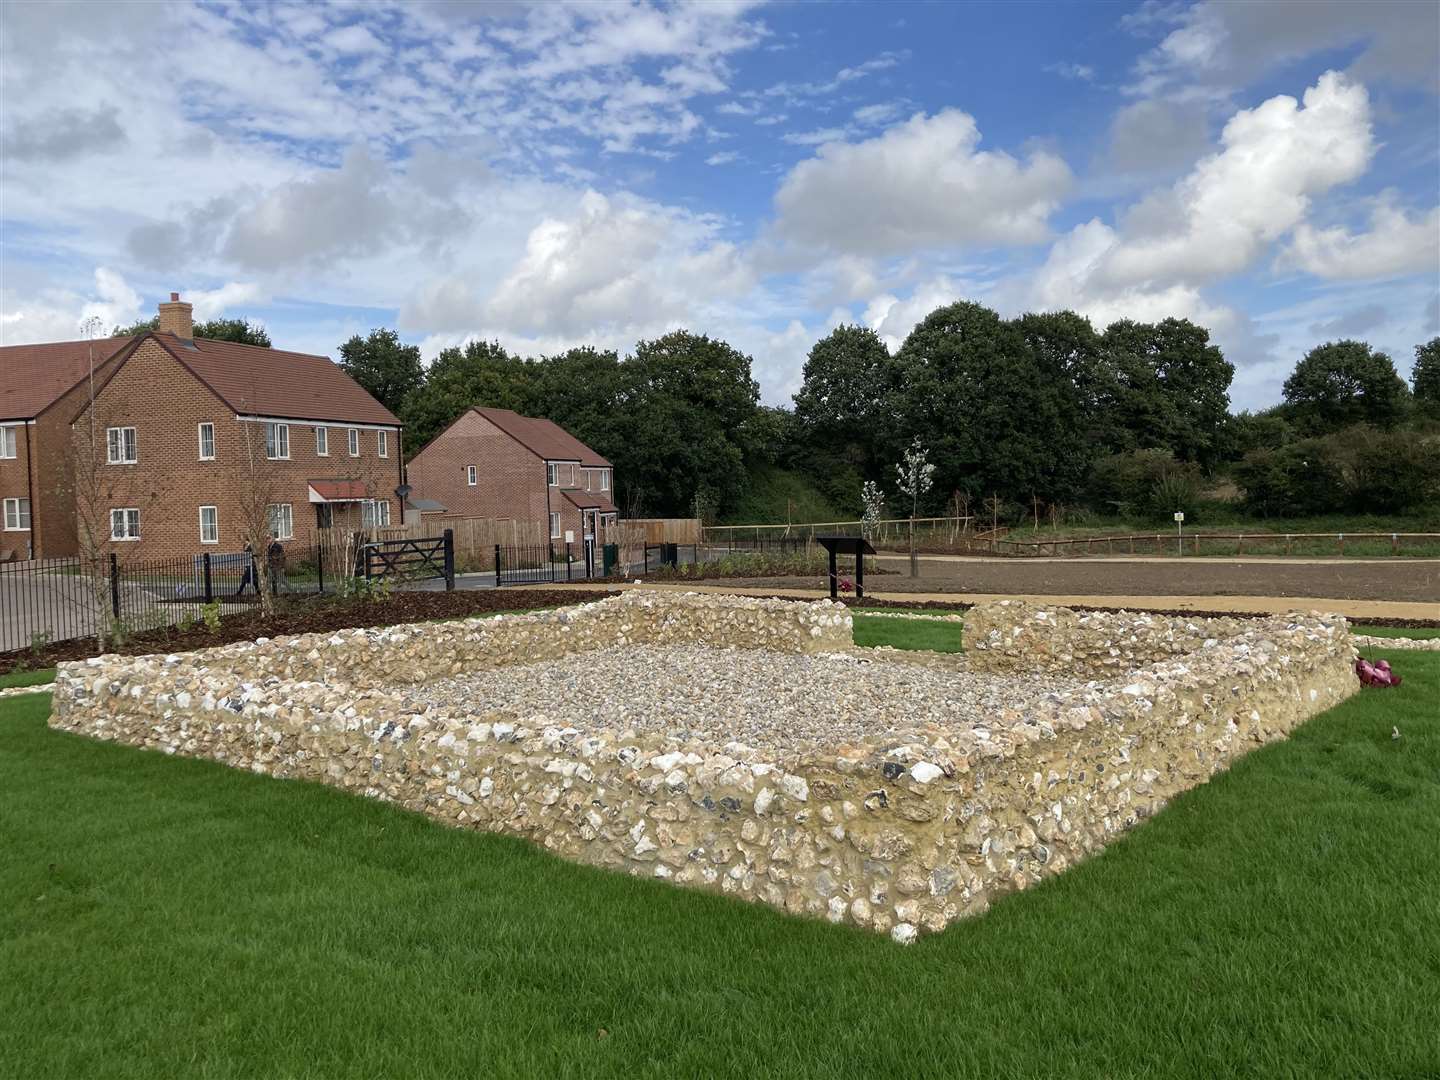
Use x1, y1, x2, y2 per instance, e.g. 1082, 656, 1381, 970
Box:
157, 291, 193, 340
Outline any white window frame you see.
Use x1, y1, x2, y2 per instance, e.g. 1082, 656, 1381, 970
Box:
377, 430, 388, 458
0, 425, 16, 459
600, 468, 609, 492
3, 497, 30, 531
347, 428, 360, 457
109, 507, 140, 541
267, 503, 294, 541
264, 422, 290, 460
198, 505, 219, 545
362, 499, 391, 528
315, 426, 329, 456
197, 422, 215, 461
106, 426, 137, 465
466, 465, 477, 486
549, 511, 561, 538
547, 463, 559, 487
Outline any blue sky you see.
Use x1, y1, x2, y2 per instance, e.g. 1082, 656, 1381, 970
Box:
2, 0, 1436, 410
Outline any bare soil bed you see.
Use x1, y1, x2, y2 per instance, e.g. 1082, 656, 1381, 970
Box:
0, 589, 618, 675
384, 643, 1086, 756
719, 556, 1440, 603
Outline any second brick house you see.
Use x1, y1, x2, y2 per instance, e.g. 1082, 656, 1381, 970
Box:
1, 293, 402, 559
406, 406, 617, 551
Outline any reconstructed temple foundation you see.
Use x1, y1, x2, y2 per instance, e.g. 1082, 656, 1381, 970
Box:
51, 591, 1359, 943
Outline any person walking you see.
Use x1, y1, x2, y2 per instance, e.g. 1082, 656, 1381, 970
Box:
267, 537, 291, 595
234, 540, 259, 597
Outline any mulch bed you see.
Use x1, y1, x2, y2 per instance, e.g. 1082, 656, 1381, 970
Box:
0, 589, 619, 676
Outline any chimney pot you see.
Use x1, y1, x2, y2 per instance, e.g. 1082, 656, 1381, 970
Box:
157, 291, 194, 341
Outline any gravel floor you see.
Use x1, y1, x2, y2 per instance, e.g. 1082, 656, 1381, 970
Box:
386, 644, 1090, 754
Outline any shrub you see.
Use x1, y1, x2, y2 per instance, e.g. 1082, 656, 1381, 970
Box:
1088, 449, 1206, 522
1235, 427, 1439, 516
1234, 439, 1344, 516
1341, 428, 1440, 513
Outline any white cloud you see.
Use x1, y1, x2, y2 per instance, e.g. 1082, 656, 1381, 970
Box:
1126, 0, 1440, 97
188, 282, 269, 322
705, 150, 740, 166
324, 23, 387, 55
1282, 200, 1440, 280
0, 266, 142, 344
772, 109, 1072, 259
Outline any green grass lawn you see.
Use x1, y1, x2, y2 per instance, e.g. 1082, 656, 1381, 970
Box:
3, 632, 1438, 1077
1355, 625, 1440, 640
852, 613, 962, 652
0, 667, 57, 690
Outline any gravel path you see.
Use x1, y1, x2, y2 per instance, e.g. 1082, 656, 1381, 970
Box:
386, 644, 1088, 754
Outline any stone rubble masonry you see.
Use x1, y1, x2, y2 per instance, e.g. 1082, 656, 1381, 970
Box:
50, 590, 1358, 943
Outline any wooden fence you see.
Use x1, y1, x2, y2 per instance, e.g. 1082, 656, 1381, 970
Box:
953, 531, 1440, 558
320, 516, 544, 570
703, 516, 973, 546
624, 518, 702, 544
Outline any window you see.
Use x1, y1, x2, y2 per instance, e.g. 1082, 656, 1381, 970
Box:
3, 497, 30, 531
264, 422, 289, 460
549, 512, 561, 538
547, 463, 559, 487
362, 499, 391, 528
315, 427, 329, 456
0, 425, 16, 459
466, 465, 477, 486
109, 508, 140, 541
106, 426, 137, 464
267, 503, 294, 541
198, 505, 218, 544
347, 428, 360, 456
601, 468, 610, 492
197, 422, 215, 460
377, 430, 388, 457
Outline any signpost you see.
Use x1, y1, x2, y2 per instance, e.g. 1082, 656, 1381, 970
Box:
816, 535, 877, 600
1174, 511, 1185, 556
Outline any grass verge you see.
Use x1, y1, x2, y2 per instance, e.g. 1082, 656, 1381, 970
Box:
3, 636, 1437, 1078
0, 668, 57, 690
852, 613, 962, 652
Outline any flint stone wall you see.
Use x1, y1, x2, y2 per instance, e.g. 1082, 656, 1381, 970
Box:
50, 591, 1357, 943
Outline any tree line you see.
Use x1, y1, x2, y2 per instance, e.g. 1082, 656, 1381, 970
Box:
121, 305, 1440, 522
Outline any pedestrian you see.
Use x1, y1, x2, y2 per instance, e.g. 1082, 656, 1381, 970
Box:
267, 537, 291, 594
234, 539, 259, 597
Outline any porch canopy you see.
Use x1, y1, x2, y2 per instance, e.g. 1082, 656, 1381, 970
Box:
307, 479, 369, 503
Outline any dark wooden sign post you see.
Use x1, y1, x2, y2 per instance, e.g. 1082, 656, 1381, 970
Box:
816, 534, 877, 601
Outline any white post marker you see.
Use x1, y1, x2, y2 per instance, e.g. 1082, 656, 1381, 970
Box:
1174, 510, 1185, 556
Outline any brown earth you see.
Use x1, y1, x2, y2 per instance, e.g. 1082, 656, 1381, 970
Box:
0, 589, 618, 676
730, 557, 1440, 604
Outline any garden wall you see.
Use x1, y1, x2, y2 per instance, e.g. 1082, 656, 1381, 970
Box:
50, 591, 1358, 943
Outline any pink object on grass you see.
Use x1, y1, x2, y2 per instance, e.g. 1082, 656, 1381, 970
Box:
1355, 657, 1402, 688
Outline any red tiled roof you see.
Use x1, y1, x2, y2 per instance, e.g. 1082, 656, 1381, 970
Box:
0, 331, 399, 427
561, 489, 618, 513
473, 406, 610, 466
308, 479, 369, 501
156, 334, 399, 426
0, 336, 135, 420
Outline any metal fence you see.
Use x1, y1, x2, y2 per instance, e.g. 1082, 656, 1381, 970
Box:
0, 546, 335, 653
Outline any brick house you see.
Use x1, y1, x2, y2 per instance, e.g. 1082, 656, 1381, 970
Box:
0, 293, 402, 559
407, 406, 617, 551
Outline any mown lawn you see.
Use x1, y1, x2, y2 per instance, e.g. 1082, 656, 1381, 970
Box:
2, 636, 1437, 1078
852, 612, 963, 652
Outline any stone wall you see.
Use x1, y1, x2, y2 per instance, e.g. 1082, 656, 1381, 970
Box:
50, 591, 1358, 943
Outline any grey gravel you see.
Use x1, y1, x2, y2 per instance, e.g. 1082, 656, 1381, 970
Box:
385, 644, 1091, 754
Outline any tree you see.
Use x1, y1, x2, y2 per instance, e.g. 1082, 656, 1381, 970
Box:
399, 339, 535, 453
791, 325, 891, 502
1413, 338, 1440, 415
338, 328, 424, 418
890, 301, 1081, 504
620, 331, 761, 516
860, 480, 885, 540
112, 315, 271, 346
1281, 340, 1410, 433
1098, 318, 1233, 465
895, 437, 934, 577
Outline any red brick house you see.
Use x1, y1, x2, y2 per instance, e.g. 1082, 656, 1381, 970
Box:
0, 293, 402, 559
407, 406, 617, 550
